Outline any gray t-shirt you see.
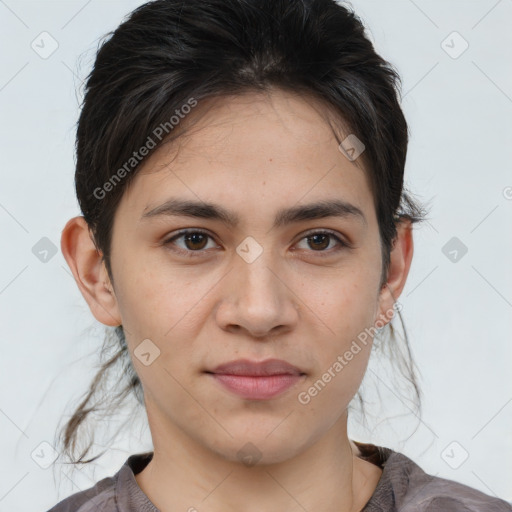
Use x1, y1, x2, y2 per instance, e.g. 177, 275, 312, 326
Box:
46, 442, 512, 511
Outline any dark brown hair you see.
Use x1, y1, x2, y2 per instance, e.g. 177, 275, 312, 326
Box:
57, 0, 428, 465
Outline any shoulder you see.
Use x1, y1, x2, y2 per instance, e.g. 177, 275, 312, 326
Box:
386, 451, 511, 512
46, 452, 154, 512
46, 474, 117, 512
355, 442, 512, 512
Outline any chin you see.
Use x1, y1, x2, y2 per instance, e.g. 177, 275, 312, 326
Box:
207, 432, 307, 467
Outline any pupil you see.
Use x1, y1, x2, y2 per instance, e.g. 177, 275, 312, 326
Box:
186, 233, 207, 250
309, 234, 329, 250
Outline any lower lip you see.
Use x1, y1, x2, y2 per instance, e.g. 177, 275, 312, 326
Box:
209, 373, 304, 400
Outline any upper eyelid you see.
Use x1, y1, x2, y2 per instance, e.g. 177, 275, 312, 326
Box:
165, 228, 347, 249
164, 228, 218, 244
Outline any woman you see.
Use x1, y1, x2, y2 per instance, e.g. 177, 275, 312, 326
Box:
49, 0, 511, 510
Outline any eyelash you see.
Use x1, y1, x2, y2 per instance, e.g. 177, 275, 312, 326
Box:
163, 229, 349, 258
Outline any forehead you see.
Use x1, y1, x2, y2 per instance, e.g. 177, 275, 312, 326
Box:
141, 90, 363, 168
117, 89, 375, 223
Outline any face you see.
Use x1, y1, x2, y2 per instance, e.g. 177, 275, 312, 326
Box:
75, 89, 407, 465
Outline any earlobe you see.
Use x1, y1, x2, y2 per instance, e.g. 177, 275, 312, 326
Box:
60, 216, 122, 327
375, 220, 414, 326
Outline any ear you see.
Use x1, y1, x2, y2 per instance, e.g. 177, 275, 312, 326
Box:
60, 216, 121, 327
375, 219, 414, 327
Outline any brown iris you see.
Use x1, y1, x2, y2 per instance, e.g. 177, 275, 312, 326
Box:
184, 232, 209, 250
306, 233, 330, 251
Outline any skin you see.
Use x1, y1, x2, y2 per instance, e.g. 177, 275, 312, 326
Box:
61, 89, 413, 512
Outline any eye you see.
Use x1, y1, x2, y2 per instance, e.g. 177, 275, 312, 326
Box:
294, 230, 348, 254
163, 228, 349, 258
163, 229, 219, 256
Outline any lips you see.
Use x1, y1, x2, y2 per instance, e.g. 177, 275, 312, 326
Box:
206, 358, 306, 400
208, 358, 305, 377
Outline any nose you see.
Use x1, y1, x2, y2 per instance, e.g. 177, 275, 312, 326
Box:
215, 250, 299, 339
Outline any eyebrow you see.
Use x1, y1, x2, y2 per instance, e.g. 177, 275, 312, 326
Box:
140, 197, 367, 228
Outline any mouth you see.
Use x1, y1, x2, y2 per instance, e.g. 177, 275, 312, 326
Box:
207, 358, 305, 376
205, 358, 306, 400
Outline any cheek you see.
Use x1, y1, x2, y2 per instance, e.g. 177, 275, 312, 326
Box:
298, 286, 375, 417
301, 272, 378, 397
114, 256, 202, 336
113, 260, 217, 389
315, 273, 379, 341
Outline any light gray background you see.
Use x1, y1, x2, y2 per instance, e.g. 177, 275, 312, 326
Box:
1, 0, 511, 510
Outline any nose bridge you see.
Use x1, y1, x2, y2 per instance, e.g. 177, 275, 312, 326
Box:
222, 240, 298, 336
236, 244, 282, 309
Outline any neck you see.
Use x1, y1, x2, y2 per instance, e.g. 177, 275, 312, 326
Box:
135, 408, 382, 512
